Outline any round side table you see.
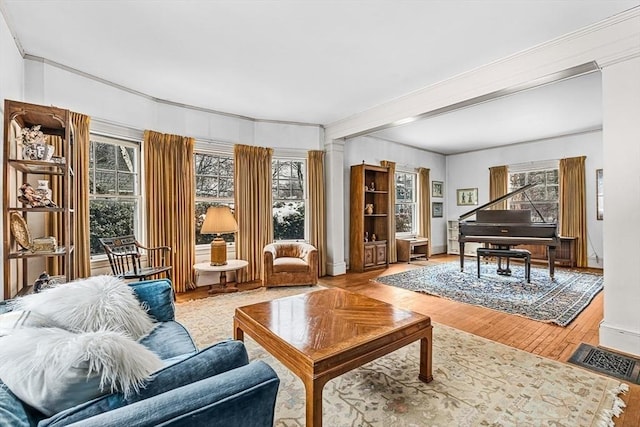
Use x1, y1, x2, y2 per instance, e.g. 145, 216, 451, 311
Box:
193, 259, 249, 294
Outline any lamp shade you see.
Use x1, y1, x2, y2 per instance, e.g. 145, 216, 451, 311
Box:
201, 206, 238, 235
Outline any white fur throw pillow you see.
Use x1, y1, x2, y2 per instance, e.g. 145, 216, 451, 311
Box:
0, 327, 163, 416
11, 275, 155, 339
0, 310, 50, 336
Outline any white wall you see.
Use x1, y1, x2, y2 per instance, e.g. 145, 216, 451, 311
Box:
600, 56, 640, 356
23, 59, 324, 151
0, 11, 25, 300
343, 136, 447, 265
446, 130, 603, 267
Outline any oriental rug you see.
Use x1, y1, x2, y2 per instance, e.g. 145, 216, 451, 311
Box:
176, 286, 625, 427
374, 260, 603, 326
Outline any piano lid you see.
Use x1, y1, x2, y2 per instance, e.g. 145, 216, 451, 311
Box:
458, 183, 536, 221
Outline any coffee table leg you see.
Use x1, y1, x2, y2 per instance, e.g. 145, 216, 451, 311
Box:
419, 327, 433, 383
304, 377, 327, 427
233, 319, 244, 341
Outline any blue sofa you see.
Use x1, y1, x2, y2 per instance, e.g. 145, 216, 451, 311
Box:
0, 279, 280, 427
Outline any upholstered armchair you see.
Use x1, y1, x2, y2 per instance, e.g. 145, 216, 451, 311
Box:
262, 242, 318, 288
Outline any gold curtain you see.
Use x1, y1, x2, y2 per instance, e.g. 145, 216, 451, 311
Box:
559, 156, 587, 267
46, 136, 63, 276
71, 112, 91, 278
234, 144, 273, 282
380, 160, 397, 263
418, 168, 431, 257
144, 130, 196, 293
489, 165, 508, 210
308, 150, 326, 277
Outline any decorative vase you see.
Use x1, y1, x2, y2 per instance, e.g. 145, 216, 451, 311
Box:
365, 204, 374, 214
22, 142, 54, 161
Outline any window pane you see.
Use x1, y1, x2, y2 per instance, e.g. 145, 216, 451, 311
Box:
117, 146, 136, 172
95, 171, 116, 194
118, 172, 135, 195
273, 201, 305, 240
90, 199, 136, 255
196, 176, 218, 197
219, 178, 233, 198
95, 143, 116, 169
395, 204, 414, 233
194, 153, 234, 199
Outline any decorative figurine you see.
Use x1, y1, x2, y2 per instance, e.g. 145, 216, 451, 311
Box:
365, 203, 374, 214
18, 181, 57, 208
364, 232, 369, 242
370, 182, 375, 191
372, 234, 377, 241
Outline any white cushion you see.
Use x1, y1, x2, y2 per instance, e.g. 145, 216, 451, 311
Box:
0, 327, 163, 416
11, 275, 155, 340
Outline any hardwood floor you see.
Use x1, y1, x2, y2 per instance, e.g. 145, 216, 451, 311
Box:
177, 254, 639, 426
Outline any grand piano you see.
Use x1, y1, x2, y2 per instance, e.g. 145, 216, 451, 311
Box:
458, 183, 560, 278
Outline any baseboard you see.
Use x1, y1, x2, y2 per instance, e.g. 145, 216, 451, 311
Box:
326, 261, 347, 276
431, 245, 447, 255
588, 255, 603, 269
599, 321, 640, 358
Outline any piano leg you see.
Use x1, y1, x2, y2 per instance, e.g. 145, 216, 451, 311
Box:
549, 246, 556, 279
459, 242, 466, 271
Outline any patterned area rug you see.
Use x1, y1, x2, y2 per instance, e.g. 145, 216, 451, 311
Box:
375, 260, 603, 326
175, 286, 626, 427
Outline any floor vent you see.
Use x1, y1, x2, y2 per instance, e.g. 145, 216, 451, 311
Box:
569, 343, 640, 384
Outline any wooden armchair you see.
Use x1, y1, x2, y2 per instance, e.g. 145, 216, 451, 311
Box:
99, 235, 172, 281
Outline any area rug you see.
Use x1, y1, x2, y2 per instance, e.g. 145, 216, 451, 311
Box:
374, 260, 603, 326
175, 286, 626, 427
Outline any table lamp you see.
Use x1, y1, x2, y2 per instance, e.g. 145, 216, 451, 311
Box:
201, 206, 238, 266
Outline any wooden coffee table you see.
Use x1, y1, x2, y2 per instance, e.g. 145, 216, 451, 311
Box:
233, 287, 432, 427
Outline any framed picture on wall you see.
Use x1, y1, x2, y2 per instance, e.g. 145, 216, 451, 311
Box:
432, 202, 443, 218
596, 169, 603, 220
432, 181, 443, 198
456, 188, 478, 206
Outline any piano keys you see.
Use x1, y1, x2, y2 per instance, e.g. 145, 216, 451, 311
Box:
458, 183, 560, 278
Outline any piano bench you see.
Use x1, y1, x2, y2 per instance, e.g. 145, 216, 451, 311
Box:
477, 248, 531, 283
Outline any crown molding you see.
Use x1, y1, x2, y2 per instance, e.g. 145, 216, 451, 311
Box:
22, 54, 323, 129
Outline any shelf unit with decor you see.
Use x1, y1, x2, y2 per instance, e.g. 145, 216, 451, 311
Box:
3, 100, 76, 299
349, 163, 389, 272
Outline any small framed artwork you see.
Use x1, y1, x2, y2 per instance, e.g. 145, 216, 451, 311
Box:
432, 202, 443, 218
432, 181, 443, 198
596, 169, 603, 220
456, 188, 478, 206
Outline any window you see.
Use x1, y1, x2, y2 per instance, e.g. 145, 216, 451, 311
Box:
272, 159, 306, 241
194, 152, 235, 245
395, 171, 417, 234
89, 135, 141, 256
509, 162, 559, 223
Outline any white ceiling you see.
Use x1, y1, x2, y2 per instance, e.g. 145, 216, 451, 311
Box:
2, 0, 639, 153
370, 71, 604, 154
